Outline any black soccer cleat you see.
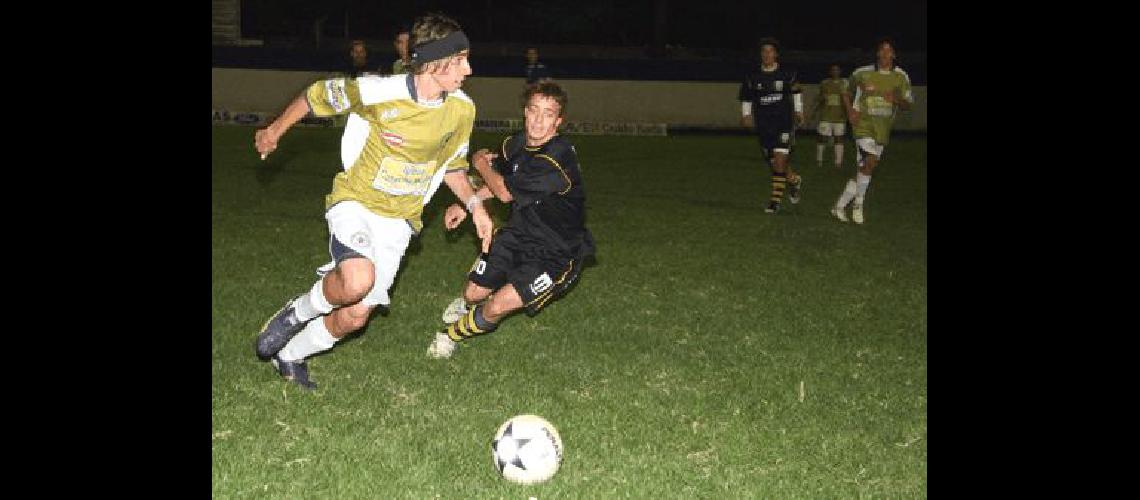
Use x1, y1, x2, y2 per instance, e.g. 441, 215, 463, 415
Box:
787, 176, 802, 204
254, 296, 308, 360
764, 200, 781, 214
271, 355, 317, 390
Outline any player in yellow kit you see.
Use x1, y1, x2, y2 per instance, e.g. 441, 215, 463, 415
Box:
815, 63, 850, 168
831, 38, 915, 225
251, 13, 493, 389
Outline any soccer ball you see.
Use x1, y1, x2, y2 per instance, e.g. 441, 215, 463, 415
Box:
491, 414, 563, 484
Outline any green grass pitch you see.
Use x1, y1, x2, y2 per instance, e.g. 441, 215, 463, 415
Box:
212, 125, 926, 498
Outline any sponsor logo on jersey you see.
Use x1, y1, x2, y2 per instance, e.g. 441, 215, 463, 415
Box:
759, 94, 784, 104
326, 79, 350, 112
381, 131, 405, 146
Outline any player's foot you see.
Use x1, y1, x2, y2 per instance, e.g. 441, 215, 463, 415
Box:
441, 296, 469, 324
851, 204, 865, 225
787, 177, 802, 204
831, 205, 849, 222
764, 201, 781, 214
271, 355, 317, 390
255, 296, 308, 360
427, 333, 458, 359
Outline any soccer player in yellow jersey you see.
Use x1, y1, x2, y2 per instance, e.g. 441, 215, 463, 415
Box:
815, 63, 850, 168
251, 13, 493, 389
831, 38, 915, 225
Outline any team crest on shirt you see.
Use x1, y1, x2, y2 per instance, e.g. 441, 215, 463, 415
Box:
780, 133, 790, 143
774, 80, 783, 91
350, 231, 371, 248
381, 131, 404, 146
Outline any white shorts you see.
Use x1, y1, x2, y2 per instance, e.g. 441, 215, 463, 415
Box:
317, 200, 413, 306
817, 121, 846, 137
855, 137, 885, 157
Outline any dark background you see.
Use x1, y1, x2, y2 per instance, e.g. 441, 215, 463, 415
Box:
220, 0, 927, 84
239, 0, 927, 52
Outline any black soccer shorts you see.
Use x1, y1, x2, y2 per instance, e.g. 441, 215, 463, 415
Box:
755, 119, 795, 159
467, 229, 582, 316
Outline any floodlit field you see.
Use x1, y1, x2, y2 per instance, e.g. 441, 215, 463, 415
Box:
212, 126, 926, 498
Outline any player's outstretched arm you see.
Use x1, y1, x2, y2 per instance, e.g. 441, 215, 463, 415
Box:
472, 149, 513, 203
444, 170, 494, 253
255, 94, 312, 160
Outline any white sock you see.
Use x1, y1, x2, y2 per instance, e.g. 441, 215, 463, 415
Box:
816, 144, 825, 162
854, 173, 872, 206
278, 317, 339, 362
294, 278, 334, 322
836, 179, 858, 208
835, 144, 844, 165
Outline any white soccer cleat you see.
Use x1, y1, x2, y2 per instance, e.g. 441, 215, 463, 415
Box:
831, 206, 849, 222
440, 297, 468, 324
851, 205, 864, 225
427, 333, 457, 359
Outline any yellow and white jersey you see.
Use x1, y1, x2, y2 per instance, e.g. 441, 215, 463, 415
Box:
305, 73, 475, 232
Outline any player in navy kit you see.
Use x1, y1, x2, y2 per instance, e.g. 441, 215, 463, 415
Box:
739, 38, 805, 213
428, 82, 595, 358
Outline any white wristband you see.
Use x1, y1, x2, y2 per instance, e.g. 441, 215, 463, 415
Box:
465, 194, 481, 213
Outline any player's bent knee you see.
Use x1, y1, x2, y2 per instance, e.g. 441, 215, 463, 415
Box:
335, 259, 376, 301
464, 282, 491, 304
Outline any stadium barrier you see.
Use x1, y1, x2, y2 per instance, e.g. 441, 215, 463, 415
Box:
212, 68, 926, 134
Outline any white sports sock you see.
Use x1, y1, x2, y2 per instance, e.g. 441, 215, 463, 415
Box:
835, 144, 844, 165
278, 317, 339, 362
836, 179, 858, 209
294, 278, 334, 322
816, 144, 825, 162
854, 172, 872, 205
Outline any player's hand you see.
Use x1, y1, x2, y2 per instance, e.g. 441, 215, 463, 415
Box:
795, 112, 805, 127
472, 149, 498, 173
883, 91, 897, 104
471, 206, 494, 253
254, 128, 279, 160
849, 110, 860, 126
741, 116, 753, 128
444, 203, 467, 230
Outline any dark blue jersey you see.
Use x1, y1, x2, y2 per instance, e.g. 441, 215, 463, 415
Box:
491, 132, 593, 258
739, 65, 801, 128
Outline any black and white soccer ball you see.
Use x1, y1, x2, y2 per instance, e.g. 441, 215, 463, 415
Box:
491, 414, 563, 485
